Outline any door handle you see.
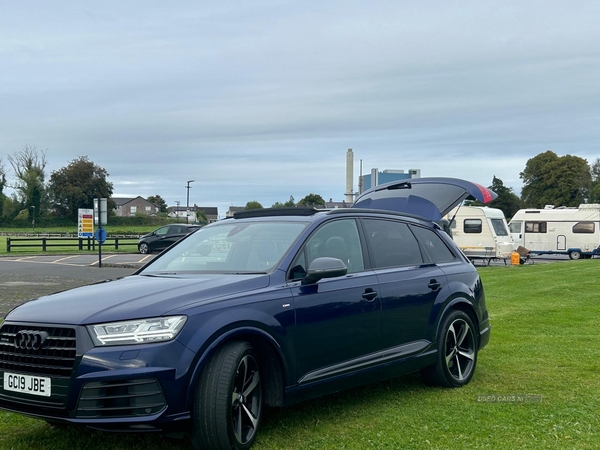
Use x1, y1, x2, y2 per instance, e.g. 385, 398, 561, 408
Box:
428, 279, 441, 292
362, 289, 378, 302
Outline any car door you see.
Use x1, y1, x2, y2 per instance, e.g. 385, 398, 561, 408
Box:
361, 218, 448, 352
162, 225, 187, 250
289, 218, 381, 385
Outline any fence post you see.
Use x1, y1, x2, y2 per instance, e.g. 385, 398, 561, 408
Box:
7, 238, 11, 252
115, 238, 119, 250
42, 238, 47, 252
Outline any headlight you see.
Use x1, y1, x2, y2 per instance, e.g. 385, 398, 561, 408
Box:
87, 316, 187, 346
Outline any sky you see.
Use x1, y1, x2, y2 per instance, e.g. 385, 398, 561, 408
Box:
1, 1, 599, 218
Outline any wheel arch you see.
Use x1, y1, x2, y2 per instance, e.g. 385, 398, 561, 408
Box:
187, 326, 287, 410
434, 297, 480, 345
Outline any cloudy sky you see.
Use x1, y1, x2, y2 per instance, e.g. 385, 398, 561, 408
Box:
2, 1, 599, 217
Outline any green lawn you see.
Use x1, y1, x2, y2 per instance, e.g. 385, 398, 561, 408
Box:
1, 262, 599, 449
0, 226, 154, 254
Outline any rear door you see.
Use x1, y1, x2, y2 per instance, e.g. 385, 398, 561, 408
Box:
361, 218, 447, 351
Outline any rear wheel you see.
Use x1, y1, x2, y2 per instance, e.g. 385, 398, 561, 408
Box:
421, 310, 478, 388
569, 250, 582, 260
138, 242, 151, 254
191, 341, 263, 450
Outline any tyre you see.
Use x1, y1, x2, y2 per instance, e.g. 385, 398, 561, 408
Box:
191, 341, 263, 450
421, 310, 478, 388
569, 250, 582, 260
138, 242, 151, 254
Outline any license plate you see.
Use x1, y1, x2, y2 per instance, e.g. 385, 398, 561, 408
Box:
3, 372, 51, 397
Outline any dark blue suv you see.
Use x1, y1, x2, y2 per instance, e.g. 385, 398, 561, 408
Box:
0, 178, 492, 450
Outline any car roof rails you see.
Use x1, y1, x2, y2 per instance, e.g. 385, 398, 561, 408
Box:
233, 207, 320, 219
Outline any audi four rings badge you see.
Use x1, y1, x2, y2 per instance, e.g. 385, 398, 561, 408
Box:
14, 331, 49, 350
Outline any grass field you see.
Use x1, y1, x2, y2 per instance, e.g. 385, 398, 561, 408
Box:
1, 262, 599, 449
0, 226, 157, 254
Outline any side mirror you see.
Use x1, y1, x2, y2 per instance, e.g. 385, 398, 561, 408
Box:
302, 257, 348, 285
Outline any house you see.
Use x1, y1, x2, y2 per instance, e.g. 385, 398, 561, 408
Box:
226, 206, 246, 218
325, 199, 352, 209
113, 197, 160, 217
167, 204, 219, 223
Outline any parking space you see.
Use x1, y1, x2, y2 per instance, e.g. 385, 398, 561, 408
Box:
1, 253, 154, 268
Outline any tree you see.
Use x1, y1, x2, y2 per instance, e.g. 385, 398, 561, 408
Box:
0, 158, 6, 220
520, 151, 591, 208
245, 201, 263, 210
147, 195, 168, 213
48, 156, 114, 222
8, 144, 47, 220
271, 195, 296, 208
297, 193, 325, 207
589, 158, 600, 203
487, 176, 521, 219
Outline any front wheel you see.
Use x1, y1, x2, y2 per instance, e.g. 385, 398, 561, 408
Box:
421, 310, 478, 388
138, 242, 151, 254
191, 341, 263, 450
569, 250, 582, 260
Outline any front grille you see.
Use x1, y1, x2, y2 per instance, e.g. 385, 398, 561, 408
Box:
76, 378, 166, 418
0, 324, 76, 378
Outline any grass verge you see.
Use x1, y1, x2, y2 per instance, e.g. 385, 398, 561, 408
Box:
1, 262, 599, 449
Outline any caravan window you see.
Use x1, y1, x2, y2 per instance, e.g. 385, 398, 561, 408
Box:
525, 221, 547, 233
490, 219, 509, 236
464, 219, 482, 233
573, 222, 595, 234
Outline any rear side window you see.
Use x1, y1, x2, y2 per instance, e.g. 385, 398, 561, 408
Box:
464, 219, 482, 233
410, 226, 457, 264
362, 219, 423, 268
573, 222, 595, 234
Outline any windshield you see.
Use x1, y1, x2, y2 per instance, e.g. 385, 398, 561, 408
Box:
140, 220, 307, 274
490, 218, 509, 236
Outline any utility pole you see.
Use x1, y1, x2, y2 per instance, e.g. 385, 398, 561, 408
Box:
186, 180, 195, 224
30, 206, 35, 232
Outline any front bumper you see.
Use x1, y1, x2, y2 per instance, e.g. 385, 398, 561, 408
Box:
0, 322, 196, 431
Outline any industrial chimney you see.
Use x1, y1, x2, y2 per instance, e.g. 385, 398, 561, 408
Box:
345, 149, 354, 203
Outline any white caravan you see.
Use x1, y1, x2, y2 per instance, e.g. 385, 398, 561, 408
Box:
445, 206, 514, 260
508, 204, 600, 259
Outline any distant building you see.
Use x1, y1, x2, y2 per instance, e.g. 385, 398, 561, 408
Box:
113, 197, 160, 217
226, 206, 246, 218
325, 199, 352, 209
359, 168, 421, 194
167, 204, 219, 223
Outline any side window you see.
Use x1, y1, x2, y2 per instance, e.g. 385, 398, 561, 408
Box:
155, 226, 169, 236
509, 221, 522, 233
410, 225, 457, 264
464, 219, 482, 233
289, 219, 364, 280
362, 219, 423, 268
573, 222, 595, 234
525, 221, 547, 233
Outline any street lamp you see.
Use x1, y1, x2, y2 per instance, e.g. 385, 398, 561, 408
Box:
186, 180, 195, 223
30, 206, 35, 232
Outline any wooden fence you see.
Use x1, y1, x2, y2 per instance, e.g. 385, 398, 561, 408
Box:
6, 237, 139, 252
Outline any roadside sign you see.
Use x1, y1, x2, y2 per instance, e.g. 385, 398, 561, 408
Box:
94, 227, 107, 244
78, 209, 94, 238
